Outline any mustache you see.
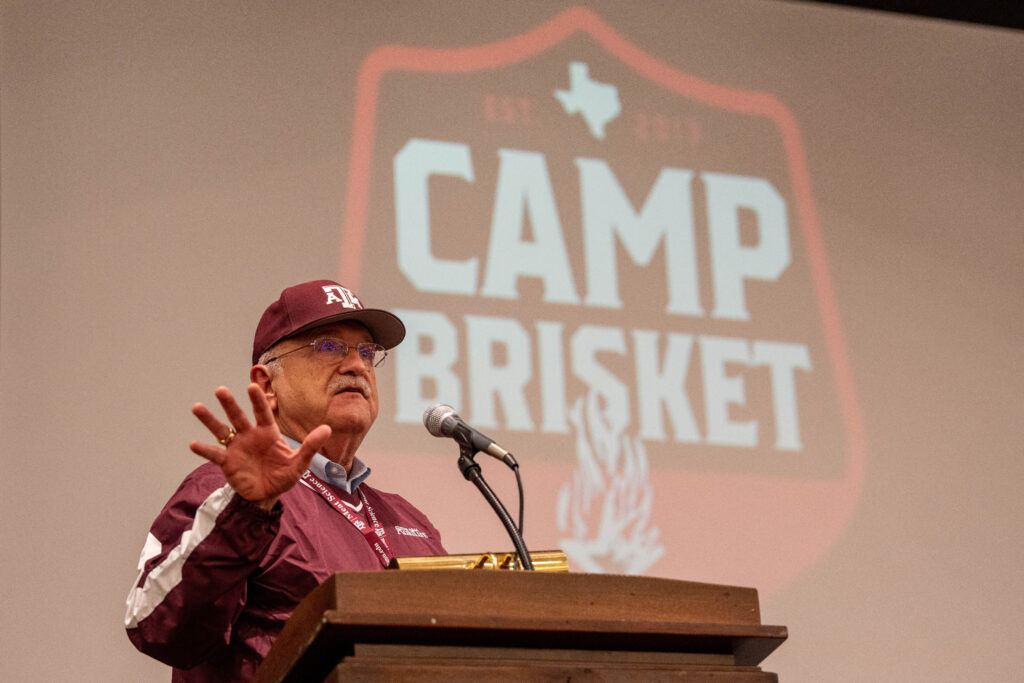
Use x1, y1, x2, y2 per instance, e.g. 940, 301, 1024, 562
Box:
328, 374, 371, 398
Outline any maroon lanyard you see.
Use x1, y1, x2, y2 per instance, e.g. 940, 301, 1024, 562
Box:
301, 470, 391, 568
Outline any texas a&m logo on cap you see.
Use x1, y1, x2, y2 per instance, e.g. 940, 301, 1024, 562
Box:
322, 284, 362, 309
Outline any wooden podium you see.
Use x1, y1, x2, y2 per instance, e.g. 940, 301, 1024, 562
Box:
254, 571, 787, 682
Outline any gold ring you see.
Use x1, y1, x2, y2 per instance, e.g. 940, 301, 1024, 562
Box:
218, 428, 237, 446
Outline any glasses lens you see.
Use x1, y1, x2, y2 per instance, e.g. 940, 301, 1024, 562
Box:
312, 338, 348, 356
357, 343, 386, 367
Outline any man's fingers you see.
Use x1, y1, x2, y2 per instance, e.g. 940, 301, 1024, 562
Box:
248, 384, 275, 427
192, 403, 231, 440
190, 440, 226, 465
293, 425, 332, 471
215, 386, 253, 433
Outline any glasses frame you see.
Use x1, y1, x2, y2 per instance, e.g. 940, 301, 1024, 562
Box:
263, 337, 388, 368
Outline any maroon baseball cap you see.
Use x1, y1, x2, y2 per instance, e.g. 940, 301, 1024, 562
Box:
251, 280, 406, 364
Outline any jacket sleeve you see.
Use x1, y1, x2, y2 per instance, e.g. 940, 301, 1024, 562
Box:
124, 464, 281, 669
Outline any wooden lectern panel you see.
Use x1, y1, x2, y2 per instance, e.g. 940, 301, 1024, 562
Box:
255, 571, 787, 682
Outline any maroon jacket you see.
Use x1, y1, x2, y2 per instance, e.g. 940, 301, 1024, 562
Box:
125, 463, 445, 681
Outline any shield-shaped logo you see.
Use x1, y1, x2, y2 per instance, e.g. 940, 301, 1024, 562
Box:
337, 6, 864, 595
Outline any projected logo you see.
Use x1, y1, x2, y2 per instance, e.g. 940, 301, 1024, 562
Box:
339, 7, 865, 593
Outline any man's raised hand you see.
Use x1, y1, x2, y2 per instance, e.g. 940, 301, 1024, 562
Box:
190, 384, 331, 510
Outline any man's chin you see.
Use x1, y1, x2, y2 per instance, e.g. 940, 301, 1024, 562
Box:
324, 403, 375, 434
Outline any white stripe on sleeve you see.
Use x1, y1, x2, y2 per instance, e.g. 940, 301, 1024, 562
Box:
124, 484, 236, 629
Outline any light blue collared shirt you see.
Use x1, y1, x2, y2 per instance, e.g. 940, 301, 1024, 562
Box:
284, 436, 371, 494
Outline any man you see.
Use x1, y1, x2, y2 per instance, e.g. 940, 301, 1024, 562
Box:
125, 279, 446, 681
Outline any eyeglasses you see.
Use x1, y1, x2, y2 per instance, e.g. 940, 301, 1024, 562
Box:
264, 337, 387, 368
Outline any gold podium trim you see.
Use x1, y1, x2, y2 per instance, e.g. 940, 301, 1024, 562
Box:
389, 549, 568, 572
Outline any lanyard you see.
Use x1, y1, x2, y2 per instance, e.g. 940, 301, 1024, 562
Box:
301, 470, 391, 568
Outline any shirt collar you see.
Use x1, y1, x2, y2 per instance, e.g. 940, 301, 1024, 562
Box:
283, 436, 371, 494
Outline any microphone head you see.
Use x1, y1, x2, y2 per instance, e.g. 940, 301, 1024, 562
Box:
423, 404, 458, 437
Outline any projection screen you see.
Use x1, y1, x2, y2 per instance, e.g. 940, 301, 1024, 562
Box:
1, 2, 1021, 680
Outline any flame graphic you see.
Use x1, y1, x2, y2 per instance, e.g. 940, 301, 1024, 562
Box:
556, 392, 664, 574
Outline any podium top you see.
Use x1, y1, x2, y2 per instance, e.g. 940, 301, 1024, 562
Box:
257, 571, 786, 682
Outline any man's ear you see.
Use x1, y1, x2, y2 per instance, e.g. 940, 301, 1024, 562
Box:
251, 365, 278, 411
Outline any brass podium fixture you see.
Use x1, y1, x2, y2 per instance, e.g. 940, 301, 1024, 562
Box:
389, 549, 568, 572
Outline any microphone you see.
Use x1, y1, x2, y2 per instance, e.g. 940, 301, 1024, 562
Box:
423, 404, 517, 467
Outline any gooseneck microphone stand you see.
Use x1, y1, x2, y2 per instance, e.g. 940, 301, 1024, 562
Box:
452, 429, 535, 571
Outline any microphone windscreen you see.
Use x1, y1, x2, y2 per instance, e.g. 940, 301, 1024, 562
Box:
422, 404, 457, 437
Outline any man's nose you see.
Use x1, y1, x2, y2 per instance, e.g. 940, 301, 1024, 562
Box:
336, 345, 370, 374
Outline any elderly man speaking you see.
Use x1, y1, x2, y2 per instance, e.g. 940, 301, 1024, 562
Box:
125, 280, 446, 681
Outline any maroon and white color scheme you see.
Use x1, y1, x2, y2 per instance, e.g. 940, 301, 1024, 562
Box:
124, 463, 444, 681
251, 279, 406, 364
300, 470, 393, 568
